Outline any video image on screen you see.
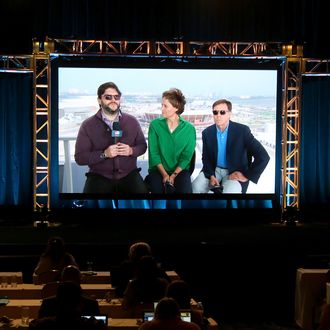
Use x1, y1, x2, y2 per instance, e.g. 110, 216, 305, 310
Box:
54, 56, 282, 201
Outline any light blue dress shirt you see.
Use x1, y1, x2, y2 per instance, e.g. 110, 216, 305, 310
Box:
216, 123, 229, 168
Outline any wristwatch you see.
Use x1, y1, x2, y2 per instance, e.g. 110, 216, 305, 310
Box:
172, 172, 178, 176
100, 152, 108, 159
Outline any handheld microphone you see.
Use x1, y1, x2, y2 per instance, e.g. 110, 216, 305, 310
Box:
210, 185, 223, 194
164, 181, 176, 194
112, 121, 122, 144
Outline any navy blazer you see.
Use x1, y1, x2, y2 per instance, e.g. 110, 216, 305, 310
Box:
201, 121, 270, 192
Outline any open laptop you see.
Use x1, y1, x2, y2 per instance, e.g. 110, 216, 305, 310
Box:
142, 310, 191, 322
143, 311, 155, 322
82, 315, 108, 325
180, 310, 192, 322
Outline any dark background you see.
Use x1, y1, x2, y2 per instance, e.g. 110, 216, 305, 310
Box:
1, 1, 330, 329
0, 0, 329, 59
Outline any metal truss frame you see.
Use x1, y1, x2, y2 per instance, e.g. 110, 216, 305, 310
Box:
52, 39, 284, 57
0, 55, 33, 71
2, 39, 329, 213
302, 59, 330, 74
32, 53, 51, 210
281, 56, 302, 210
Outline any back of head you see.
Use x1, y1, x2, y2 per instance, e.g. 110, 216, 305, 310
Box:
45, 236, 65, 259
61, 265, 81, 284
155, 297, 180, 320
166, 280, 191, 309
56, 281, 82, 318
128, 242, 152, 262
135, 255, 159, 280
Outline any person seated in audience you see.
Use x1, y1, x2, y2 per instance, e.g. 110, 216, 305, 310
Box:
114, 241, 167, 297
33, 236, 78, 278
29, 281, 106, 330
38, 266, 100, 318
61, 264, 82, 284
139, 297, 201, 330
166, 280, 205, 328
122, 255, 169, 313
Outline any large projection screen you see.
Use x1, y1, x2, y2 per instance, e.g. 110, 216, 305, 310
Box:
50, 55, 284, 205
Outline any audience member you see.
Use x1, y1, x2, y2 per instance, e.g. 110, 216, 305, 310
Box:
29, 281, 106, 330
139, 297, 200, 330
38, 266, 100, 318
122, 255, 169, 312
33, 236, 78, 277
166, 280, 204, 328
114, 241, 167, 297
61, 264, 82, 283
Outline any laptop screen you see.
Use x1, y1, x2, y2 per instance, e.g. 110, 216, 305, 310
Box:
82, 315, 108, 324
142, 310, 191, 322
180, 310, 192, 322
143, 311, 155, 322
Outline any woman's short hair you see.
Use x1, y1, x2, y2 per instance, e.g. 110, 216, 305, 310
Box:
162, 88, 186, 115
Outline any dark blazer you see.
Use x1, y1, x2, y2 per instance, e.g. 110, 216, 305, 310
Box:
38, 294, 100, 318
201, 121, 270, 193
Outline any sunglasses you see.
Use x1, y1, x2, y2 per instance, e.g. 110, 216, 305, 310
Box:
213, 110, 229, 116
103, 94, 120, 101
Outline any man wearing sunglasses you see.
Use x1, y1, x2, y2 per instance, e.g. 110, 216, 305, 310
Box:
192, 99, 270, 194
75, 81, 148, 194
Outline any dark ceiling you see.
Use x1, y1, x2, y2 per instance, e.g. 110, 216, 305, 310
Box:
0, 0, 328, 59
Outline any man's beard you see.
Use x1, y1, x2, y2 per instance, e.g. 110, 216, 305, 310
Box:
102, 104, 120, 116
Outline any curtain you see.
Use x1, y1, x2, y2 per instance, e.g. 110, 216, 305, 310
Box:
0, 72, 33, 206
300, 76, 330, 212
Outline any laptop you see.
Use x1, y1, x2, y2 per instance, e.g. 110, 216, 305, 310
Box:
142, 310, 192, 322
180, 310, 192, 322
143, 311, 155, 322
82, 315, 108, 325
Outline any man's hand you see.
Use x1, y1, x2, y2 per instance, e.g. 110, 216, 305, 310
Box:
116, 142, 133, 156
104, 144, 119, 158
210, 175, 220, 187
229, 171, 248, 182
